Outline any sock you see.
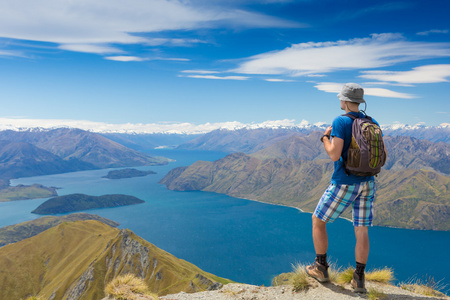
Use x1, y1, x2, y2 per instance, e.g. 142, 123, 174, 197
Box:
316, 253, 328, 266
355, 261, 366, 278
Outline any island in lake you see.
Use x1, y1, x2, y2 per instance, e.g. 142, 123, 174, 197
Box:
102, 168, 156, 179
32, 193, 145, 215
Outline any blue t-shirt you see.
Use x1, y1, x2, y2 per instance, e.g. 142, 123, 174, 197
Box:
330, 112, 379, 185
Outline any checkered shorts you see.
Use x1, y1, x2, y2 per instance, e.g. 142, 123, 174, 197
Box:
313, 181, 375, 227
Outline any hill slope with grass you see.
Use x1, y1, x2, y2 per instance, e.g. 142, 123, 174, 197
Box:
0, 213, 119, 246
0, 220, 231, 300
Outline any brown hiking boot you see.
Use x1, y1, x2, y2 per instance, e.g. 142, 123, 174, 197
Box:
351, 271, 367, 293
305, 259, 329, 283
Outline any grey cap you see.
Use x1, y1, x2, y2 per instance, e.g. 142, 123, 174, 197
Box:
337, 83, 365, 103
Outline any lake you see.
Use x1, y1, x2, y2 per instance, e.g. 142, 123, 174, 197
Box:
4, 149, 449, 293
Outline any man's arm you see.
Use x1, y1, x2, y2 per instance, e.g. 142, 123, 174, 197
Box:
322, 126, 344, 162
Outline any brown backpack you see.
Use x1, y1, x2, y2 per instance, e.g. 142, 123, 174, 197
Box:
344, 113, 386, 177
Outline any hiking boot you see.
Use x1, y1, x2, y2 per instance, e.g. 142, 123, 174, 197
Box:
305, 259, 329, 283
351, 271, 367, 293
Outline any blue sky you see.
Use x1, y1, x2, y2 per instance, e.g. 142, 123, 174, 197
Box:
0, 0, 449, 133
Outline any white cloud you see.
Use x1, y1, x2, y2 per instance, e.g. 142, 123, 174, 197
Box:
234, 33, 450, 76
183, 74, 250, 80
104, 56, 147, 62
417, 29, 449, 36
59, 44, 123, 54
314, 82, 415, 99
360, 64, 450, 84
0, 0, 301, 55
364, 87, 415, 99
264, 78, 295, 82
181, 70, 220, 74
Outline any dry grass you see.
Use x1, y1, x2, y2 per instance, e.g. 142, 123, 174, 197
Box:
366, 268, 394, 283
400, 276, 447, 297
336, 267, 393, 285
104, 274, 158, 300
367, 287, 387, 300
291, 264, 311, 292
336, 267, 354, 284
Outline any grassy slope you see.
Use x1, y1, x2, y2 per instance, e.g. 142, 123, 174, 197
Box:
0, 220, 231, 300
0, 184, 57, 202
0, 213, 119, 246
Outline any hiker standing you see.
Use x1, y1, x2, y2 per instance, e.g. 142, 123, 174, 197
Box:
305, 83, 386, 293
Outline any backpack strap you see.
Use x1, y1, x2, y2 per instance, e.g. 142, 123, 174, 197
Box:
342, 112, 372, 121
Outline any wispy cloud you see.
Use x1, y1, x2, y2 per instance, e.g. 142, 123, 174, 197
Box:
264, 78, 295, 82
59, 44, 124, 54
183, 74, 250, 80
0, 0, 301, 56
360, 64, 450, 84
417, 29, 449, 36
234, 33, 450, 76
105, 56, 148, 62
314, 82, 415, 99
181, 70, 220, 74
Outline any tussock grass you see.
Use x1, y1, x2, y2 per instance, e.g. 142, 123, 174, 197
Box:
336, 267, 354, 284
291, 264, 311, 292
336, 267, 393, 285
368, 287, 387, 300
104, 274, 158, 300
400, 276, 447, 297
366, 268, 394, 283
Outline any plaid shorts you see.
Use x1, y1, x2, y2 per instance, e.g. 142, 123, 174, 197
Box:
313, 181, 375, 226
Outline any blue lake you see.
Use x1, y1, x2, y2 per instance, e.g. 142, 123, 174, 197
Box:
3, 149, 449, 293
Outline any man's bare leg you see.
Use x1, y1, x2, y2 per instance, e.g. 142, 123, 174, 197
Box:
354, 226, 369, 264
312, 215, 328, 255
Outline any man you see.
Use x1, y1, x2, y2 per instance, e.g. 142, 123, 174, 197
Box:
305, 83, 384, 293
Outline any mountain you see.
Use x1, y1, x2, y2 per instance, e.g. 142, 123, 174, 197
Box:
177, 126, 450, 154
0, 220, 230, 300
383, 124, 450, 144
0, 128, 168, 169
0, 140, 94, 179
32, 193, 145, 214
0, 213, 119, 247
177, 128, 318, 153
101, 133, 200, 151
161, 138, 450, 230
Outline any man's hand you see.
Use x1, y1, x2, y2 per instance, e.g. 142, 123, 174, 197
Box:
324, 126, 332, 136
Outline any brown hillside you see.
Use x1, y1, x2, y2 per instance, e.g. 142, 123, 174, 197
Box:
0, 220, 230, 300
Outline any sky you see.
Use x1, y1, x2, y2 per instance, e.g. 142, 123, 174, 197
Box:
0, 0, 449, 133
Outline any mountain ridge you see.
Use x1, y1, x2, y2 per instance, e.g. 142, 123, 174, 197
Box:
0, 220, 231, 299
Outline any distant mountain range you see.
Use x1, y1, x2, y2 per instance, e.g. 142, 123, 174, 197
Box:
161, 133, 450, 231
0, 219, 230, 299
176, 126, 450, 153
0, 128, 169, 180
